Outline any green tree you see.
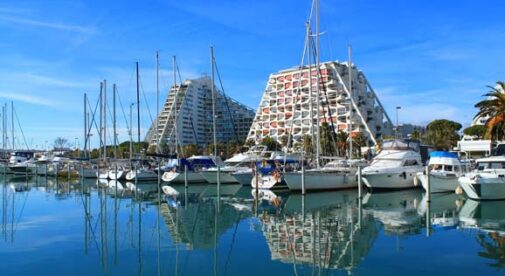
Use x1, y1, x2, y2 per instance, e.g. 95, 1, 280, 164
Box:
423, 119, 462, 150
182, 144, 200, 157
410, 128, 422, 140
226, 140, 243, 156
463, 125, 486, 139
474, 81, 505, 141
301, 134, 313, 155
319, 123, 335, 156
244, 138, 256, 148
261, 136, 281, 151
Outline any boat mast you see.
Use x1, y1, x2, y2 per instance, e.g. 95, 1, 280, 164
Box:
156, 51, 160, 153
1, 105, 3, 154
129, 103, 133, 160
84, 93, 87, 159
11, 101, 14, 150
99, 82, 103, 160
2, 105, 4, 154
87, 109, 91, 156
103, 80, 107, 160
113, 84, 117, 159
136, 62, 141, 158
315, 0, 321, 168
307, 23, 314, 159
210, 46, 217, 158
348, 45, 353, 158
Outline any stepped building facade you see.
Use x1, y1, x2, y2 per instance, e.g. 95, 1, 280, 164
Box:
146, 76, 255, 149
246, 61, 393, 145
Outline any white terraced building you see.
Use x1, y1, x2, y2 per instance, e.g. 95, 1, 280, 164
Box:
246, 61, 393, 145
146, 76, 255, 150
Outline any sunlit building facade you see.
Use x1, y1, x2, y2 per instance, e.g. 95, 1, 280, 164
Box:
146, 76, 255, 149
246, 61, 393, 145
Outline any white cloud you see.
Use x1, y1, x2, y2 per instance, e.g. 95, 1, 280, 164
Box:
4, 72, 91, 88
0, 15, 95, 34
0, 91, 55, 107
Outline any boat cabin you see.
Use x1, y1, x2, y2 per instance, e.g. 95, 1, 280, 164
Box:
9, 150, 35, 164
428, 151, 468, 175
381, 139, 420, 152
475, 156, 505, 172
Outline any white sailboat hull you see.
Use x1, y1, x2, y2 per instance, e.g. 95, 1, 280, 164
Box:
251, 175, 286, 190
232, 170, 253, 186
8, 163, 36, 175
108, 170, 126, 180
284, 171, 358, 191
126, 170, 158, 181
161, 171, 207, 183
200, 169, 239, 184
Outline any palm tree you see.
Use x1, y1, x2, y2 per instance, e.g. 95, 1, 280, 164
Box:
475, 81, 505, 141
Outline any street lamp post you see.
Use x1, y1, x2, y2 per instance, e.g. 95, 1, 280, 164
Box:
396, 106, 401, 138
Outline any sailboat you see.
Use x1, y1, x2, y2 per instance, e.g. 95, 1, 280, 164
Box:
260, 0, 370, 191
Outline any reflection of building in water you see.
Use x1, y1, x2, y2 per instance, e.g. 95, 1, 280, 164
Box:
260, 205, 377, 270
160, 196, 251, 250
363, 190, 424, 235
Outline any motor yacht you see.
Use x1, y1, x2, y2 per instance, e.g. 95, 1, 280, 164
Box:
361, 139, 424, 190
458, 156, 505, 200
417, 151, 469, 193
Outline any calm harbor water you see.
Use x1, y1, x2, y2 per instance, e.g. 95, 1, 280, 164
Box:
0, 175, 504, 275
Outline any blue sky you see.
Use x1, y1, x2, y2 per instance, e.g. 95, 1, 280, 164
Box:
0, 0, 504, 149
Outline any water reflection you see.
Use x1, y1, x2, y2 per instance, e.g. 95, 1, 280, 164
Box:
3, 175, 505, 275
460, 199, 505, 269
363, 189, 424, 235
257, 190, 377, 273
419, 193, 463, 231
160, 185, 252, 250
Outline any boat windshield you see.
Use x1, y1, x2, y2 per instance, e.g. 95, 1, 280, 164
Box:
371, 159, 403, 167
477, 161, 505, 170
381, 139, 419, 152
224, 161, 246, 167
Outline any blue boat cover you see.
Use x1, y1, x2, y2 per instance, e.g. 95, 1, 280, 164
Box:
178, 158, 216, 171
256, 159, 298, 175
429, 151, 458, 158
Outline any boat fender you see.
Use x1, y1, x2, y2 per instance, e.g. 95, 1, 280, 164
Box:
455, 186, 463, 195
413, 175, 418, 186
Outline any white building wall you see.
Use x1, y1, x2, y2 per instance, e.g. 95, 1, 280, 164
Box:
246, 61, 393, 145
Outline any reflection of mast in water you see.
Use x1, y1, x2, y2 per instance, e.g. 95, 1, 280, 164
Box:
113, 180, 118, 265
2, 178, 31, 243
137, 192, 142, 276
2, 181, 6, 241
214, 197, 218, 276
99, 185, 109, 273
